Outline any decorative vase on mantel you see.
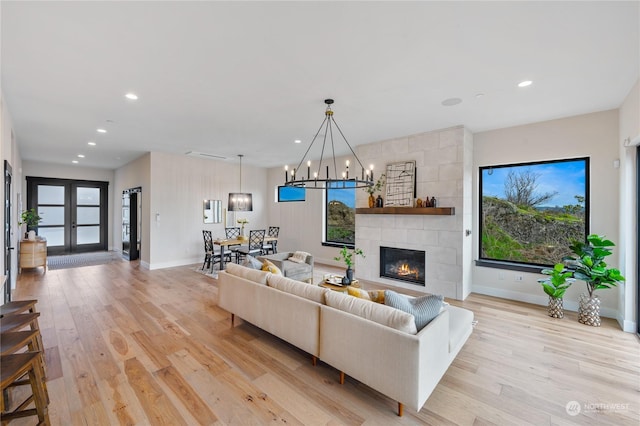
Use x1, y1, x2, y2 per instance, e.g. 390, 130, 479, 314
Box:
368, 194, 375, 208
547, 296, 564, 318
375, 195, 384, 208
578, 293, 601, 326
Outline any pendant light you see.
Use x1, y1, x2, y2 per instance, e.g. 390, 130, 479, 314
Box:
228, 154, 253, 211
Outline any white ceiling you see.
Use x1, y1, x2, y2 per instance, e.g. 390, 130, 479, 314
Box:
2, 1, 638, 169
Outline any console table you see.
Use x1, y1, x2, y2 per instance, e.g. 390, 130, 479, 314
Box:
19, 239, 47, 273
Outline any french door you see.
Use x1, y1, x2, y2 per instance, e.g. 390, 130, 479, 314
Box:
26, 177, 108, 255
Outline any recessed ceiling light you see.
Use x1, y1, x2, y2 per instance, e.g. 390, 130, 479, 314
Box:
518, 80, 533, 88
72, 160, 79, 164
97, 128, 107, 133
77, 154, 85, 158
441, 97, 462, 106
88, 141, 96, 146
125, 93, 138, 100
294, 139, 302, 144
475, 93, 485, 98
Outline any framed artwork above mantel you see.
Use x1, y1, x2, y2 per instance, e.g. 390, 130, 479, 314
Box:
385, 161, 416, 207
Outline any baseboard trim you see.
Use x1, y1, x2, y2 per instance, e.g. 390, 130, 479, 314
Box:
471, 285, 619, 319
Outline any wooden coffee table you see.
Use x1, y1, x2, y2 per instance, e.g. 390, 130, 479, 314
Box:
319, 277, 360, 292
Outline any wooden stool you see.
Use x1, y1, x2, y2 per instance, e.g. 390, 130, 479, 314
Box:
0, 314, 47, 378
0, 330, 48, 399
0, 300, 38, 318
0, 353, 50, 425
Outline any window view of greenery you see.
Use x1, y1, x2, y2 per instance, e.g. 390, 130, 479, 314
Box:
325, 181, 356, 246
480, 158, 588, 267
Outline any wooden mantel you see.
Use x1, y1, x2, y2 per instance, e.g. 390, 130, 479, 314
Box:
355, 207, 455, 215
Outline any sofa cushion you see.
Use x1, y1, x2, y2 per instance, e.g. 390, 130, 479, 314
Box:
384, 291, 444, 331
288, 251, 310, 263
268, 274, 327, 304
280, 260, 311, 277
241, 254, 263, 270
225, 263, 271, 285
325, 291, 417, 334
262, 259, 283, 275
448, 305, 474, 352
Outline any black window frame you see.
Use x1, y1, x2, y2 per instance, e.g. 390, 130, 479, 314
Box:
323, 180, 356, 248
476, 157, 590, 273
277, 185, 306, 202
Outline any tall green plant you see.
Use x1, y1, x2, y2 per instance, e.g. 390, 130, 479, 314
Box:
564, 234, 625, 298
334, 246, 365, 269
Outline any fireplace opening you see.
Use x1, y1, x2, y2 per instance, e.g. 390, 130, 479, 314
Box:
380, 246, 425, 286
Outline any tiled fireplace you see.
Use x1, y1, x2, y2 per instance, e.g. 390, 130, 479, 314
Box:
354, 125, 473, 299
380, 246, 425, 286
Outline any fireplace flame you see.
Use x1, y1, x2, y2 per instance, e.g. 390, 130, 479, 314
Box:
396, 263, 420, 279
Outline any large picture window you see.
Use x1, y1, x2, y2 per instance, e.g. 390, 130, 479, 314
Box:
325, 181, 356, 247
478, 157, 589, 269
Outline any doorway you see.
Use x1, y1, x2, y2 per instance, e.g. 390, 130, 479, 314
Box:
122, 187, 141, 261
4, 161, 13, 303
26, 177, 109, 255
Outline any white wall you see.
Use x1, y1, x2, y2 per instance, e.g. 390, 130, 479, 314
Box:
147, 152, 269, 269
22, 160, 115, 249
618, 78, 639, 332
472, 109, 621, 318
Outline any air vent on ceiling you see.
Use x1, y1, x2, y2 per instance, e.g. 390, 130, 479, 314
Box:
185, 151, 227, 160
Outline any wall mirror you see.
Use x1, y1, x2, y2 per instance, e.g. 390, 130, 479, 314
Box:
204, 200, 222, 223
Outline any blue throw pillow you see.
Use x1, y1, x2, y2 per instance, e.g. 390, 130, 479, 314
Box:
384, 291, 444, 331
241, 254, 263, 270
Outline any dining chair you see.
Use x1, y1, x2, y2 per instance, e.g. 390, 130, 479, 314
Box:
202, 230, 220, 272
225, 227, 242, 263
235, 229, 266, 263
262, 226, 280, 254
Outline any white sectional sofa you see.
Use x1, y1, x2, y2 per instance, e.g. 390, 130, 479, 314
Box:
217, 263, 474, 416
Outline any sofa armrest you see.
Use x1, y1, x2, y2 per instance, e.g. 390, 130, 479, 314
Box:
319, 305, 450, 412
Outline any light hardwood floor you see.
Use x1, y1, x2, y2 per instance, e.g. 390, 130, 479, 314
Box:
9, 260, 639, 425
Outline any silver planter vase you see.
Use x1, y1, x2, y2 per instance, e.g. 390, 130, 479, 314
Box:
548, 296, 564, 318
578, 293, 601, 327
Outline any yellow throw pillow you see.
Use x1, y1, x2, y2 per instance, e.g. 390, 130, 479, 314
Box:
367, 290, 385, 304
261, 259, 283, 275
347, 287, 372, 300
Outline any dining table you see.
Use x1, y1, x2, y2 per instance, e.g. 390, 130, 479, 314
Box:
214, 236, 278, 270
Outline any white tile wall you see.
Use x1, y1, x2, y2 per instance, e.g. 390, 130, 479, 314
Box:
355, 126, 469, 299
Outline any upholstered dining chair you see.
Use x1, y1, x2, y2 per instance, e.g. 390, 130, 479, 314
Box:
262, 226, 280, 254
235, 229, 266, 263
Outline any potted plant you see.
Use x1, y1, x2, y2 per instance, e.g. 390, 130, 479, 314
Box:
334, 246, 365, 284
537, 263, 575, 318
363, 173, 385, 208
18, 208, 42, 240
564, 234, 625, 326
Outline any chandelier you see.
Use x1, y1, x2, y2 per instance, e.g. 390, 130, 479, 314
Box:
228, 154, 253, 211
284, 99, 374, 190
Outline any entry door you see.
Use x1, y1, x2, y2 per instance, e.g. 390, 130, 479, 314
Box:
27, 177, 108, 255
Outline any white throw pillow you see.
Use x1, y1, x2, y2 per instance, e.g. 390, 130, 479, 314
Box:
288, 251, 310, 264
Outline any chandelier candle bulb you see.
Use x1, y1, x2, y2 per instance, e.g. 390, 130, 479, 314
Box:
307, 161, 311, 179
284, 165, 288, 183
